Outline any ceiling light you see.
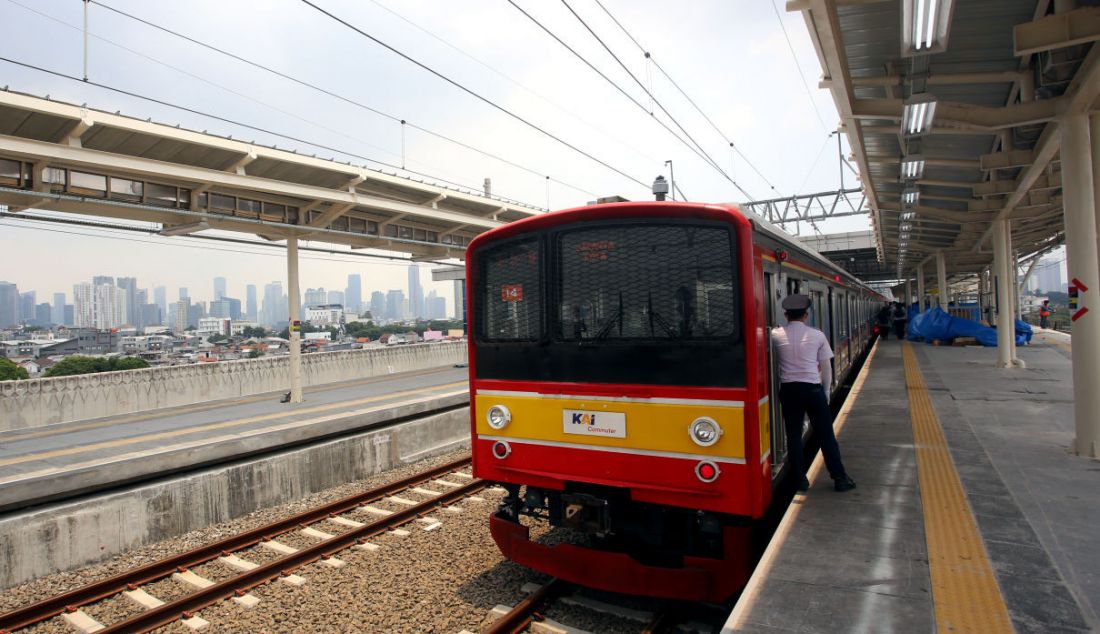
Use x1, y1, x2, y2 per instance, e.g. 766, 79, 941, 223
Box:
902, 210, 916, 220
903, 94, 938, 136
902, 186, 920, 205
902, 0, 955, 55
901, 155, 925, 180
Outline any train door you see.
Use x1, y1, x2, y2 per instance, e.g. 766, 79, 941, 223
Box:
764, 271, 787, 483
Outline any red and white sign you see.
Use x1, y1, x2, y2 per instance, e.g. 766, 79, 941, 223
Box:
501, 284, 524, 302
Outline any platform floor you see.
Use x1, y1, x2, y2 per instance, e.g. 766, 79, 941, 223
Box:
0, 366, 468, 511
725, 337, 1098, 633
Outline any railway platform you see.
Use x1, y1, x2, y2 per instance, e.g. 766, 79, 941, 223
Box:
725, 337, 1098, 634
0, 365, 469, 512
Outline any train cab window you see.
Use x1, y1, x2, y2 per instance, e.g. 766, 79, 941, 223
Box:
556, 225, 738, 341
476, 238, 541, 341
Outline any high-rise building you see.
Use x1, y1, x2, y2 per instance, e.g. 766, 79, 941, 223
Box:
134, 289, 148, 328
179, 287, 188, 300
210, 297, 242, 320
154, 286, 167, 321
64, 304, 74, 326
34, 303, 51, 326
141, 303, 161, 328
19, 291, 36, 322
0, 282, 17, 328
426, 290, 447, 320
1033, 258, 1064, 294
74, 282, 95, 328
175, 297, 191, 332
213, 277, 227, 301
304, 288, 327, 308
261, 281, 285, 327
386, 289, 406, 321
345, 274, 362, 313
93, 275, 114, 286
52, 292, 66, 325
327, 290, 345, 306
407, 264, 423, 319
370, 291, 385, 320
246, 284, 258, 321
116, 277, 138, 326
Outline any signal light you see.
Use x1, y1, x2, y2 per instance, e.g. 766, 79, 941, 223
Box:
492, 440, 511, 459
695, 460, 720, 483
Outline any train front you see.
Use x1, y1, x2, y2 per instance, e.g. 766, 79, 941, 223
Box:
466, 202, 769, 602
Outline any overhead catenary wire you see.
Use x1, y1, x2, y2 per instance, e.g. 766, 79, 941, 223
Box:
41, 0, 602, 202
297, 0, 650, 191
557, 0, 756, 197
505, 0, 756, 201
591, 0, 780, 194
364, 0, 662, 166
770, 0, 832, 133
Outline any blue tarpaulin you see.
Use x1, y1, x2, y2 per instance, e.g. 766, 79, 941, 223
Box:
905, 307, 1029, 346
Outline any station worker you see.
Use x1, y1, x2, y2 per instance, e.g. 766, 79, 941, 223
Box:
771, 294, 856, 493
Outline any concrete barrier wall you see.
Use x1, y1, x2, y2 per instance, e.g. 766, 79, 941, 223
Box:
0, 407, 470, 589
0, 341, 468, 431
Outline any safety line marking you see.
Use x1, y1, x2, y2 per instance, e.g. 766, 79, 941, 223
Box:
902, 343, 1012, 633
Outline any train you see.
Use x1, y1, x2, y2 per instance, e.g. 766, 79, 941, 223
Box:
465, 201, 882, 602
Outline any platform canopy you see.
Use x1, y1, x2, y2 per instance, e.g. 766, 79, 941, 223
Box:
0, 89, 543, 261
791, 0, 1100, 280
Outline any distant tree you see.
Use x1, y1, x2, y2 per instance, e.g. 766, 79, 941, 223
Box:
241, 326, 269, 338
208, 333, 228, 344
185, 324, 196, 331
0, 358, 28, 381
248, 348, 262, 359
44, 355, 150, 378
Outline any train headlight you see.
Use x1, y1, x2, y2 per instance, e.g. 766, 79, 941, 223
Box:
487, 405, 512, 430
689, 417, 722, 447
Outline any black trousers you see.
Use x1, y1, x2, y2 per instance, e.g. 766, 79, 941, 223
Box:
779, 382, 847, 481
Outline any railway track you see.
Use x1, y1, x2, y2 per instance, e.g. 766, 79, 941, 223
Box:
0, 455, 485, 633
483, 579, 682, 634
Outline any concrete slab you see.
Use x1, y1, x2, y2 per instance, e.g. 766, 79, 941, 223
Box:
123, 587, 165, 609
0, 366, 468, 512
62, 608, 105, 633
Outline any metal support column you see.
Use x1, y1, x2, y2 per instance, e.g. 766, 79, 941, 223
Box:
1063, 112, 1100, 457
993, 220, 1016, 368
287, 236, 304, 403
905, 280, 913, 308
936, 251, 948, 309
917, 263, 926, 312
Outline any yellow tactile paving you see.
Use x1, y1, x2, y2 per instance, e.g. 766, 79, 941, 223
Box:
903, 343, 1013, 633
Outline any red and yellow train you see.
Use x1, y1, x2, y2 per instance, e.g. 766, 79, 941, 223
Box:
466, 201, 880, 602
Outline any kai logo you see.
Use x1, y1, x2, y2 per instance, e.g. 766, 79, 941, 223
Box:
562, 409, 627, 438
571, 412, 596, 426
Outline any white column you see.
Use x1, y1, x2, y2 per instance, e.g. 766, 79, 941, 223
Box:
905, 280, 913, 307
917, 263, 926, 312
1065, 112, 1100, 457
936, 251, 948, 310
993, 220, 1015, 368
287, 236, 304, 403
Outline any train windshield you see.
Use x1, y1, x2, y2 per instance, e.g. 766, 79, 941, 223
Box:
556, 225, 737, 341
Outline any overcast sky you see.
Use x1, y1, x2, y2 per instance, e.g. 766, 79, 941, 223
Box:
0, 0, 865, 310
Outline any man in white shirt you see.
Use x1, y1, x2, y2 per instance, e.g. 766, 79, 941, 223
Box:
771, 294, 855, 493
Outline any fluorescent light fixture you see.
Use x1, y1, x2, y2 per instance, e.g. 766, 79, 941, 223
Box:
901, 186, 920, 205
902, 0, 955, 55
901, 155, 925, 180
902, 210, 916, 220
900, 222, 912, 232
903, 94, 937, 136
158, 220, 209, 236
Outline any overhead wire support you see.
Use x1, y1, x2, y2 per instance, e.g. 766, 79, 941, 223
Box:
81, 0, 597, 200
297, 0, 650, 190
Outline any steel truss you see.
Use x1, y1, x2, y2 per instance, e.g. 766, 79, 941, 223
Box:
742, 187, 868, 225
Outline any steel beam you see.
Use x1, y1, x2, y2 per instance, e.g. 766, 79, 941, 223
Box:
1015, 7, 1100, 56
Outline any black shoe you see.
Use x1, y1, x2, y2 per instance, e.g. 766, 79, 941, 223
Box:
797, 477, 810, 492
834, 476, 856, 492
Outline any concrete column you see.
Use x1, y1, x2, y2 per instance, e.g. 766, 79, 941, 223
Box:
936, 251, 948, 310
287, 236, 303, 403
917, 263, 926, 312
905, 280, 913, 308
1063, 112, 1100, 457
993, 220, 1016, 368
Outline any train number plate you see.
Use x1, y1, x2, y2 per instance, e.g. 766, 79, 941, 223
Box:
562, 409, 626, 438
